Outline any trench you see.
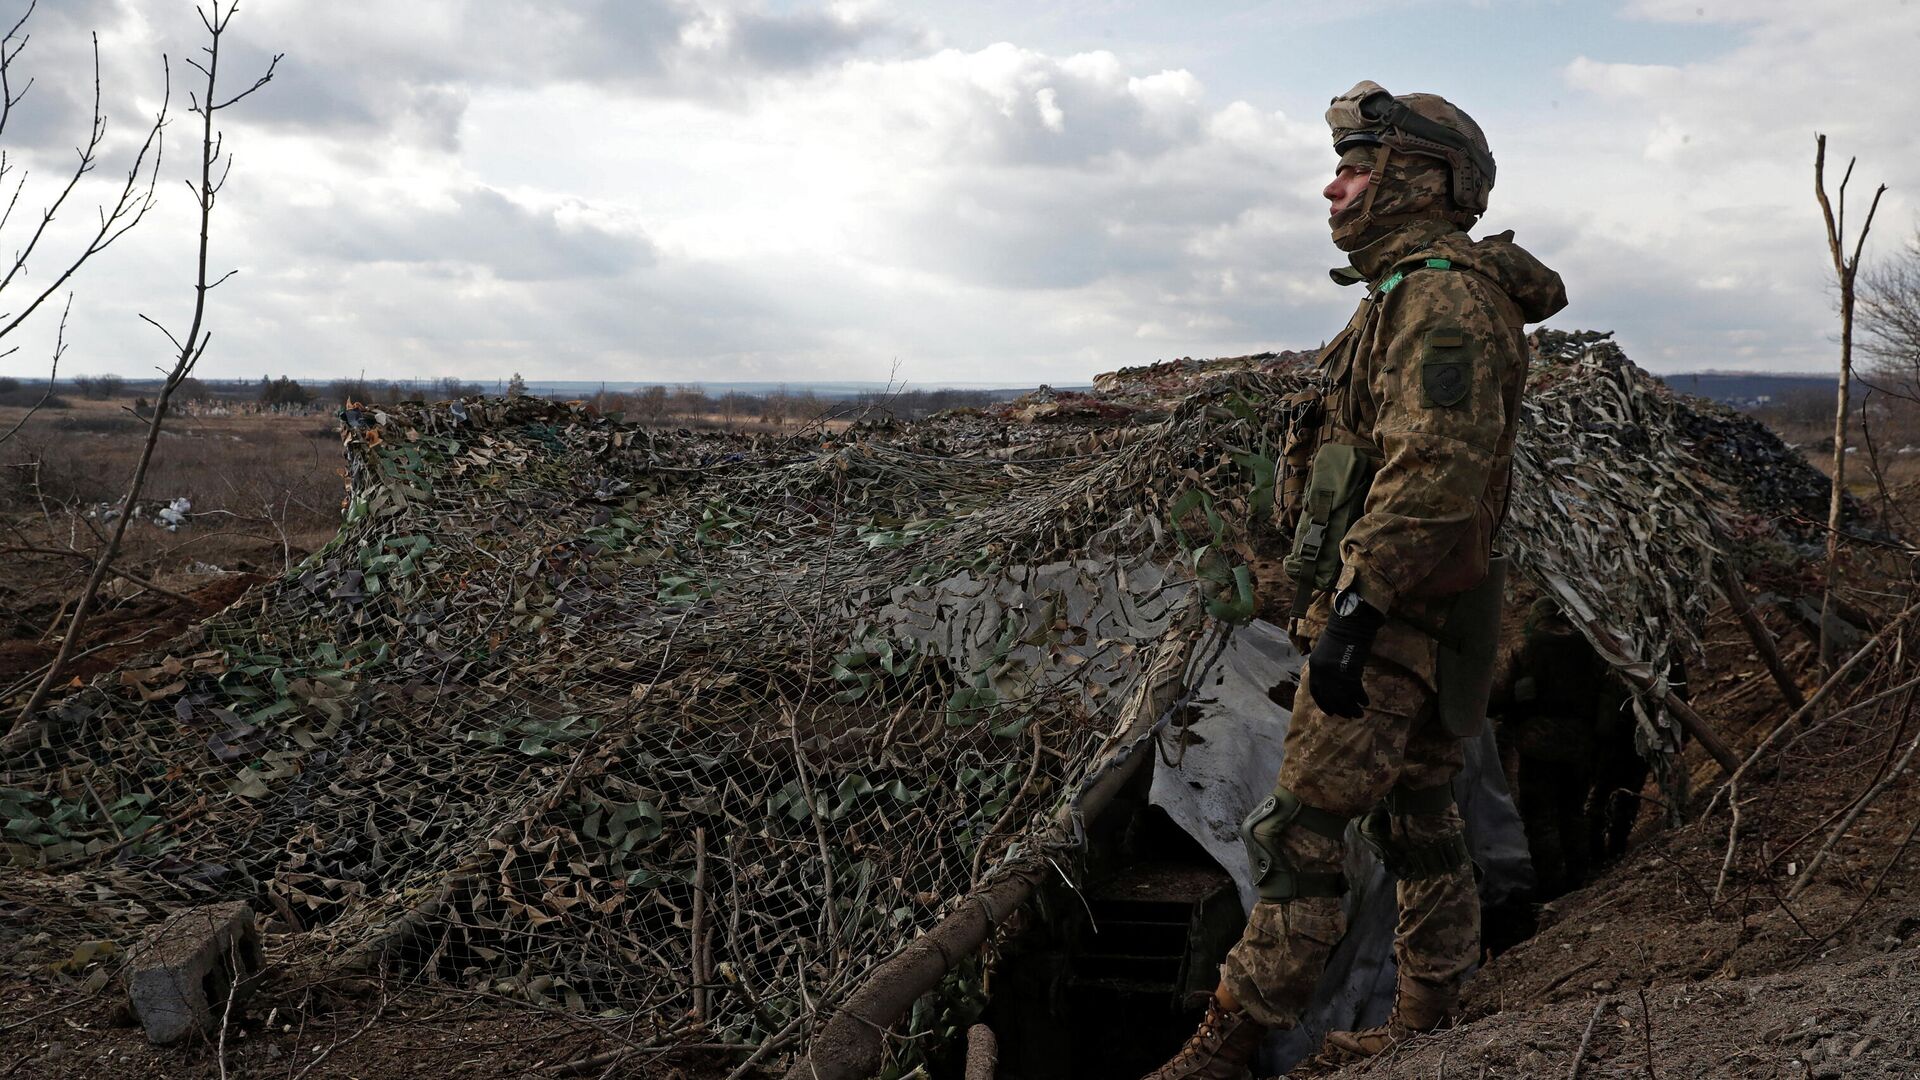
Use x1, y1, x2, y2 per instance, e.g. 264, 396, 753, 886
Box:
971, 741, 1597, 1078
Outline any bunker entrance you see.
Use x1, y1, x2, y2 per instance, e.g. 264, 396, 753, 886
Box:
982, 773, 1244, 1078
975, 727, 1559, 1078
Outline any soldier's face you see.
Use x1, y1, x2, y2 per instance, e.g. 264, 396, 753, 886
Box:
1324, 164, 1373, 216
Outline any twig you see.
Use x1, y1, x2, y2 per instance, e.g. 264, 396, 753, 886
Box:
1797, 814, 1920, 967
1709, 598, 1920, 816
1788, 720, 1920, 900
1637, 988, 1656, 1079
692, 824, 709, 1023
0, 32, 168, 347
0, 544, 195, 602
1715, 559, 1804, 711
1713, 791, 1743, 904
724, 1010, 807, 1080
1568, 996, 1607, 1079
79, 771, 122, 841
217, 937, 241, 1080
288, 993, 386, 1080
4, 2, 273, 756
0, 291, 67, 449
969, 719, 1045, 886
0, 622, 158, 704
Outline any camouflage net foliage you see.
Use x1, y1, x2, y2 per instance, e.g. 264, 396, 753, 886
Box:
0, 377, 1272, 1061
0, 332, 1826, 1065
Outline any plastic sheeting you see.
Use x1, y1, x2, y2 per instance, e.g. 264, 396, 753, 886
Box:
1147, 619, 1534, 1072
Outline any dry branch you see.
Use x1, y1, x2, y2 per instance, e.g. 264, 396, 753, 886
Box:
3, 2, 275, 756
1716, 559, 1805, 711
1812, 133, 1889, 672
781, 626, 1205, 1080
1789, 719, 1920, 900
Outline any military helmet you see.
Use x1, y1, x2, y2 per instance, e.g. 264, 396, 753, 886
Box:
1326, 81, 1495, 216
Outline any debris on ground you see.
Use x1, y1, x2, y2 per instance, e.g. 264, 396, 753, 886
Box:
0, 332, 1910, 1078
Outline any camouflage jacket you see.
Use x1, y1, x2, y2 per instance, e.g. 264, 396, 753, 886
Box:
1298, 219, 1567, 681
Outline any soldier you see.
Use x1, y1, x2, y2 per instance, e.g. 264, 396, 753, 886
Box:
1142, 82, 1566, 1078
1497, 597, 1685, 901
1500, 597, 1611, 898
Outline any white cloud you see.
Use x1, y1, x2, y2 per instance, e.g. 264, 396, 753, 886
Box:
15, 7, 1342, 384
4, 0, 1916, 386
1494, 0, 1920, 371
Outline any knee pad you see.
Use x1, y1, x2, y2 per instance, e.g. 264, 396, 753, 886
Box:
1359, 781, 1472, 881
1241, 785, 1350, 901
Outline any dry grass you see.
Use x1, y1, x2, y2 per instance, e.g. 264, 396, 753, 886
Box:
0, 397, 344, 677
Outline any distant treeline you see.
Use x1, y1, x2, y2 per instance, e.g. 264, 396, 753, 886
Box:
583, 384, 1004, 425
324, 378, 1003, 426
0, 374, 1007, 427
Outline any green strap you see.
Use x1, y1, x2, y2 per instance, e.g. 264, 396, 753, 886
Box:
1294, 801, 1352, 840
1384, 780, 1456, 817
1268, 870, 1348, 898
1375, 257, 1453, 296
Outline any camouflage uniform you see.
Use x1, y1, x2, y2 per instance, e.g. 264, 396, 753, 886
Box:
1226, 204, 1566, 1019
1142, 82, 1565, 1080
1220, 664, 1472, 1027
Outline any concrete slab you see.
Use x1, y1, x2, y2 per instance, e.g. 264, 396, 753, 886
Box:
124, 901, 262, 1045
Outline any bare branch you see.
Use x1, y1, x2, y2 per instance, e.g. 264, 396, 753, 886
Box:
137, 312, 186, 352
6, 1, 274, 754
0, 48, 171, 346
0, 291, 67, 448
1812, 133, 1888, 673
212, 52, 279, 111
0, 35, 109, 299
0, 0, 36, 138
0, 167, 31, 237
1849, 183, 1888, 272
1836, 154, 1855, 249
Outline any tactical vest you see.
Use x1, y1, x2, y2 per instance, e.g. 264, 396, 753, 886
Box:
1274, 256, 1509, 737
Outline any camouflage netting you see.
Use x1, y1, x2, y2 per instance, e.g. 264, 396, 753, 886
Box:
0, 332, 1837, 1068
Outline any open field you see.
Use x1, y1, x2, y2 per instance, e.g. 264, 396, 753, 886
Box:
2, 365, 1918, 1079
0, 397, 343, 692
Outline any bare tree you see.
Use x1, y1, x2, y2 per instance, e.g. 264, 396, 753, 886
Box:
1812, 133, 1888, 673
639, 383, 668, 423
6, 1, 278, 755
0, 1, 169, 447
1860, 227, 1920, 401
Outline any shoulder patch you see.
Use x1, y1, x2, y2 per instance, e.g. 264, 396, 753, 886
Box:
1420, 325, 1473, 408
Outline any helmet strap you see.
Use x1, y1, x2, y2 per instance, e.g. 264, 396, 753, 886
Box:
1357, 144, 1392, 219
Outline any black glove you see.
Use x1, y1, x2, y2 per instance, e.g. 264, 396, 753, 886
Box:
1308, 588, 1384, 718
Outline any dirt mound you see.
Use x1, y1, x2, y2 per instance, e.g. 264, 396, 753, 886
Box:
1337, 952, 1919, 1078
1317, 593, 1920, 1079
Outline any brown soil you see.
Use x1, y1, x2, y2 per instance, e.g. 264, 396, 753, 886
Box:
5, 398, 1918, 1079
0, 979, 736, 1079
1317, 599, 1920, 1079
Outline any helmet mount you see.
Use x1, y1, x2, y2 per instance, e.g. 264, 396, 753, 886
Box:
1326, 81, 1496, 220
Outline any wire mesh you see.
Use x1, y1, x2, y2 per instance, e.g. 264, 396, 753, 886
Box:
0, 336, 1860, 1068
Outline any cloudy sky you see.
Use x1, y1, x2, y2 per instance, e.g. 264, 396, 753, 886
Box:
4, 0, 1918, 386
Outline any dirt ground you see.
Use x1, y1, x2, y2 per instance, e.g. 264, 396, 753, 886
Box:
0, 979, 742, 1080
4, 393, 1920, 1079
1318, 595, 1920, 1079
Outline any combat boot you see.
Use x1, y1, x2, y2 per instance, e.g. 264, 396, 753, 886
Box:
1292, 974, 1453, 1073
1139, 994, 1267, 1080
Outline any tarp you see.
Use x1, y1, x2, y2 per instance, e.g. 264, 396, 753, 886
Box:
1148, 618, 1533, 1071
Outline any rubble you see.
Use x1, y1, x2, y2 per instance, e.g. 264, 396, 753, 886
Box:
124, 902, 262, 1045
